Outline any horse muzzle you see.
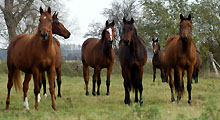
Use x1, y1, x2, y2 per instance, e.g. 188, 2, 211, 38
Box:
41, 33, 48, 40
108, 40, 113, 44
124, 40, 130, 46
181, 37, 188, 42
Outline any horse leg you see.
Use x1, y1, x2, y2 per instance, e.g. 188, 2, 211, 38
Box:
6, 68, 14, 110
47, 66, 56, 110
42, 72, 47, 97
23, 73, 32, 110
92, 68, 100, 96
56, 66, 62, 97
194, 68, 198, 83
83, 64, 89, 95
33, 68, 40, 110
37, 73, 43, 102
137, 67, 144, 106
122, 69, 130, 105
176, 68, 183, 105
187, 66, 194, 105
97, 71, 101, 96
153, 66, 156, 82
106, 65, 113, 95
168, 69, 175, 102
135, 88, 138, 103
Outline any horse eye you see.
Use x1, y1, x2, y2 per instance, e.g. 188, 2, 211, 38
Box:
48, 19, 52, 22
39, 19, 41, 22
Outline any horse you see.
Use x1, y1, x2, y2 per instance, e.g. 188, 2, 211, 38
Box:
164, 14, 196, 105
6, 7, 57, 110
119, 18, 147, 105
152, 38, 166, 82
38, 11, 71, 99
82, 20, 115, 96
192, 50, 202, 83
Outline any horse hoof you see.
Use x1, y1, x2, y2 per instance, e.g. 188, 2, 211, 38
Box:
92, 91, 96, 96
124, 100, 130, 105
57, 94, 62, 98
188, 100, 192, 106
139, 100, 143, 106
135, 99, 138, 103
35, 105, 39, 111
177, 100, 180, 105
86, 91, 89, 96
43, 94, 47, 98
52, 105, 57, 111
97, 91, 100, 96
106, 92, 110, 96
171, 98, 175, 103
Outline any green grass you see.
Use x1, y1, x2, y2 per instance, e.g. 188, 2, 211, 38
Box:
0, 72, 220, 120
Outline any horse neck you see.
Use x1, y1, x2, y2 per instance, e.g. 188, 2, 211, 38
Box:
130, 34, 140, 56
101, 38, 113, 57
182, 35, 192, 53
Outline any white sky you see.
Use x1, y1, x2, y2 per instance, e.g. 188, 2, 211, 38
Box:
63, 0, 112, 45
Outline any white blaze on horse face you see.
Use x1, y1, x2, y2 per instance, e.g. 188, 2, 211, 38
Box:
106, 28, 113, 40
43, 16, 47, 20
24, 97, 30, 110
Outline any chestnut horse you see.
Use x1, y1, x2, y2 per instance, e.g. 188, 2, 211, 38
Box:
38, 12, 71, 98
152, 38, 166, 82
82, 20, 115, 96
6, 7, 57, 110
192, 50, 202, 83
164, 14, 196, 105
119, 18, 147, 105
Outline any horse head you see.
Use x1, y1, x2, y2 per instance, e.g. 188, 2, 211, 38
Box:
102, 20, 115, 44
52, 12, 71, 39
122, 17, 137, 46
179, 14, 192, 42
39, 7, 53, 41
152, 38, 160, 54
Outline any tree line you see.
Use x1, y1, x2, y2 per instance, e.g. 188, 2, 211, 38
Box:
85, 0, 220, 66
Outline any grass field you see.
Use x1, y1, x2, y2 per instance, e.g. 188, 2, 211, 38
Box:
0, 72, 220, 120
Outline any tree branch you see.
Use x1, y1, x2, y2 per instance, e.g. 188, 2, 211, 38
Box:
15, 0, 34, 25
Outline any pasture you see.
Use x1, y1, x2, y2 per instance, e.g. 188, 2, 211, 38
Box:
0, 70, 219, 120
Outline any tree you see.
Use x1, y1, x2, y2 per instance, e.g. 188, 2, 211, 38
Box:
0, 0, 73, 46
84, 0, 141, 54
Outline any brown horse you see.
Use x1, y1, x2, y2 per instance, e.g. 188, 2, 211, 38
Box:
192, 50, 202, 83
82, 20, 115, 96
38, 12, 71, 99
119, 18, 147, 105
164, 14, 196, 105
152, 38, 166, 82
6, 7, 57, 110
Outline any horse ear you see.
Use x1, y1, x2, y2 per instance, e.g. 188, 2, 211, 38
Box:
40, 7, 43, 15
155, 38, 158, 42
152, 38, 154, 42
188, 14, 191, 20
123, 17, 127, 24
52, 12, 56, 18
111, 20, 115, 26
48, 7, 51, 14
56, 12, 59, 17
180, 14, 184, 21
105, 20, 109, 27
131, 18, 134, 24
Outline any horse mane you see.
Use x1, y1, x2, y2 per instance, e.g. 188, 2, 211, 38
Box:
101, 29, 107, 41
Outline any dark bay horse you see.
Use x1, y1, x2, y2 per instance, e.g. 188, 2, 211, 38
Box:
82, 20, 115, 96
164, 14, 196, 105
152, 38, 166, 82
38, 12, 71, 99
119, 18, 147, 105
6, 7, 57, 110
192, 50, 202, 83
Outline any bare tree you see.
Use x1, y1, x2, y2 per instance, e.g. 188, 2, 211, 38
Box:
0, 0, 75, 46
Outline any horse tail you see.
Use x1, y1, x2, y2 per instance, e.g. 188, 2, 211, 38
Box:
13, 69, 22, 91
130, 68, 140, 92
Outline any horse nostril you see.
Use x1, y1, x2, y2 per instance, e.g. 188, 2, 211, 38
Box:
41, 33, 48, 40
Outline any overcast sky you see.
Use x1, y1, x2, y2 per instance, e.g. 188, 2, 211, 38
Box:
63, 0, 112, 45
